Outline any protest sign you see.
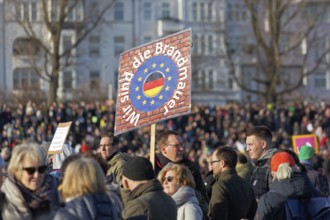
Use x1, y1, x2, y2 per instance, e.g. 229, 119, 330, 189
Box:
48, 121, 72, 154
292, 134, 319, 154
114, 29, 192, 136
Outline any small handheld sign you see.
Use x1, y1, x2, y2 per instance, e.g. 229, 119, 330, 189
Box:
48, 121, 72, 154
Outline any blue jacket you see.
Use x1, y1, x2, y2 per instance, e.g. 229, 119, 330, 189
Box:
257, 172, 321, 220
54, 193, 119, 220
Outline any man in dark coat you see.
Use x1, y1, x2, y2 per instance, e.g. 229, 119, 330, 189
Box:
121, 157, 177, 220
246, 125, 277, 200
208, 147, 257, 220
155, 130, 209, 217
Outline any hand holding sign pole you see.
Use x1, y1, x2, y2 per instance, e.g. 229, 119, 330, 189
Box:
114, 29, 192, 168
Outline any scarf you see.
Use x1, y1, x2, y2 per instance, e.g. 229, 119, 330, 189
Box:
9, 174, 54, 215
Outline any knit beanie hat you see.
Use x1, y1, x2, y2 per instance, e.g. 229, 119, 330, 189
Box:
123, 157, 155, 181
271, 152, 295, 172
298, 145, 315, 160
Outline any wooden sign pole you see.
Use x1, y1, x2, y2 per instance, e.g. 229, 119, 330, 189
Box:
150, 123, 156, 169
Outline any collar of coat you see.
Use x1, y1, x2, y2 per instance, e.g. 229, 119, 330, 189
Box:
129, 179, 163, 200
215, 168, 237, 180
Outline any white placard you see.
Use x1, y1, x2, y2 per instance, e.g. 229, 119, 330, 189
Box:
48, 121, 72, 154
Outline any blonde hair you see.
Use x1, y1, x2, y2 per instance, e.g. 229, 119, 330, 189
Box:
61, 157, 106, 200
272, 163, 293, 181
158, 163, 195, 188
8, 143, 46, 180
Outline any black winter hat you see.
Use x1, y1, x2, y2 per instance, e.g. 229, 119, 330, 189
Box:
123, 157, 155, 181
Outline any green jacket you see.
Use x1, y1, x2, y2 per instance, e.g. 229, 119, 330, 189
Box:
122, 180, 177, 220
106, 152, 130, 186
208, 169, 257, 220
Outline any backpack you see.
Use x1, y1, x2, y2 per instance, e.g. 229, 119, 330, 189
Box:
285, 197, 330, 220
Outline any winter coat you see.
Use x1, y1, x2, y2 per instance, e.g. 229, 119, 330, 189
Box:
1, 174, 60, 220
122, 179, 177, 220
301, 160, 329, 196
54, 193, 119, 220
256, 172, 321, 220
250, 148, 277, 200
209, 169, 257, 220
236, 162, 254, 182
172, 185, 203, 220
106, 152, 130, 186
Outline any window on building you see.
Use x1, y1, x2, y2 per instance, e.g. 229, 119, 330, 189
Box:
143, 36, 152, 43
144, 2, 152, 21
31, 2, 37, 21
208, 35, 213, 55
114, 36, 125, 56
90, 71, 100, 90
227, 2, 248, 22
13, 68, 40, 90
201, 35, 205, 55
51, 0, 59, 21
200, 3, 205, 21
114, 2, 124, 21
192, 2, 197, 21
162, 3, 170, 18
15, 1, 38, 21
13, 38, 40, 56
193, 35, 199, 55
62, 35, 72, 56
63, 70, 73, 89
227, 36, 242, 54
207, 3, 213, 21
66, 0, 84, 22
207, 70, 214, 89
89, 35, 100, 57
314, 72, 326, 88
311, 37, 326, 62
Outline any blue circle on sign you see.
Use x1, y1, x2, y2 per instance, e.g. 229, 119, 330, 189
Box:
130, 55, 178, 112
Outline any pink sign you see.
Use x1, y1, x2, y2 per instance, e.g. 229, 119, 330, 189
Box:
292, 134, 319, 154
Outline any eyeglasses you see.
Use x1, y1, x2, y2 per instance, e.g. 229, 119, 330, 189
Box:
162, 176, 174, 183
100, 144, 112, 148
166, 143, 184, 149
209, 160, 221, 165
22, 165, 47, 175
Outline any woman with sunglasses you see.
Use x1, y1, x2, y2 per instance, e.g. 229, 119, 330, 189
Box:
158, 163, 203, 220
1, 143, 61, 219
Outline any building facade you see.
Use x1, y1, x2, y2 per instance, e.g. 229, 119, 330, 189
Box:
0, 0, 329, 105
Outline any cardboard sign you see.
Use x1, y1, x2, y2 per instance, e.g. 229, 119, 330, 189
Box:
48, 121, 72, 154
114, 29, 192, 136
292, 134, 319, 154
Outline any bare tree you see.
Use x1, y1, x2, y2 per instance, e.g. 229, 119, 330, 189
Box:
226, 0, 330, 103
9, 0, 117, 105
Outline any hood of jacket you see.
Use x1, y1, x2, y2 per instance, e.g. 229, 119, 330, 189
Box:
270, 172, 320, 199
171, 185, 199, 207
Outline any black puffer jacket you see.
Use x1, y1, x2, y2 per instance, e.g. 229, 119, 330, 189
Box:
54, 193, 119, 220
250, 148, 277, 200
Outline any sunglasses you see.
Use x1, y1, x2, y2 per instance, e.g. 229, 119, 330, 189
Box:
22, 165, 47, 175
162, 176, 174, 183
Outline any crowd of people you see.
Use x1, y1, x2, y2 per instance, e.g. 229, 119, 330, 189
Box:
0, 99, 330, 219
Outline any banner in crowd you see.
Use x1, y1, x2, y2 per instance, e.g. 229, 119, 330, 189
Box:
48, 121, 72, 154
292, 134, 319, 154
114, 29, 192, 135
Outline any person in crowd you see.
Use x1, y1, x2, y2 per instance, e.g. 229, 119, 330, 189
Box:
1, 147, 11, 164
208, 146, 257, 220
155, 130, 208, 216
246, 125, 277, 200
1, 143, 61, 219
99, 132, 129, 186
236, 152, 254, 182
298, 145, 329, 196
82, 151, 124, 218
204, 156, 215, 200
54, 157, 119, 220
122, 156, 177, 220
50, 142, 75, 179
256, 151, 321, 220
158, 163, 203, 220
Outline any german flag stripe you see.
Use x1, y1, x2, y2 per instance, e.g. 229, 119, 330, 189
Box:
143, 78, 165, 91
144, 85, 164, 97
